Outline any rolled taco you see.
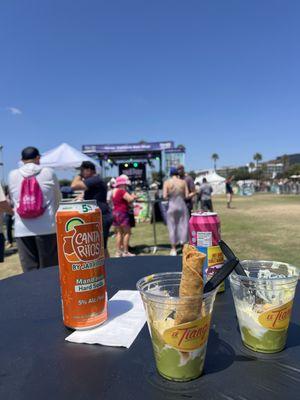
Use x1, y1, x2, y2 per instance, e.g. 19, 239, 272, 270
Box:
175, 244, 205, 325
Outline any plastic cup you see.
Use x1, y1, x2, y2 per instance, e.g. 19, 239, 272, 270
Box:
230, 260, 299, 353
136, 272, 217, 381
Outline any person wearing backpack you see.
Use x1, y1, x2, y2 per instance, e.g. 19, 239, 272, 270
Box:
8, 147, 61, 271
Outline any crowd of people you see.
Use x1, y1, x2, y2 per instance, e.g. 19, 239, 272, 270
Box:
162, 165, 217, 255
0, 147, 142, 268
3, 146, 300, 273
71, 163, 137, 258
0, 147, 230, 268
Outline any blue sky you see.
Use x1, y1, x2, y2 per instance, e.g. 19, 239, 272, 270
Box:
1, 0, 300, 179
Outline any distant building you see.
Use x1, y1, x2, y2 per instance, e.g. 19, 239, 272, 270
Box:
196, 167, 233, 178
263, 153, 300, 177
215, 166, 232, 177
194, 169, 212, 179
266, 163, 284, 177
216, 166, 245, 177
275, 153, 300, 167
197, 153, 300, 180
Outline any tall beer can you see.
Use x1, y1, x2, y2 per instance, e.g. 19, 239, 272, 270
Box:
56, 200, 107, 329
189, 212, 225, 292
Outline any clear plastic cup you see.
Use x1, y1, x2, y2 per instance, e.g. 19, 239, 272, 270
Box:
136, 272, 217, 381
230, 260, 299, 353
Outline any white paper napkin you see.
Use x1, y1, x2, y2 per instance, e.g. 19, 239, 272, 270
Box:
65, 290, 146, 349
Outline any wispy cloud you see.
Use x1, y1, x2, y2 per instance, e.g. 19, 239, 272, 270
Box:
6, 107, 22, 115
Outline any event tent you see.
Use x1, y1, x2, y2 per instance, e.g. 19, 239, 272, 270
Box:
195, 170, 226, 194
40, 143, 99, 170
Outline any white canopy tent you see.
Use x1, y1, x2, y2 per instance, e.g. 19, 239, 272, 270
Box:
195, 170, 226, 194
40, 143, 99, 170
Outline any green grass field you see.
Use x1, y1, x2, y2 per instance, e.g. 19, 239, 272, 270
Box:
213, 194, 300, 267
1, 193, 300, 280
109, 193, 300, 267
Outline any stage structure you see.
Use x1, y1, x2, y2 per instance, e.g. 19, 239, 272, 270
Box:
164, 147, 185, 174
82, 141, 185, 187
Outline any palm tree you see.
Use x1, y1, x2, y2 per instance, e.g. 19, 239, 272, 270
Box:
249, 162, 255, 171
211, 153, 219, 170
253, 153, 262, 168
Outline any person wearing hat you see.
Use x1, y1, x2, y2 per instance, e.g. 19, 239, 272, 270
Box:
8, 146, 61, 271
163, 166, 189, 256
112, 174, 137, 257
71, 161, 113, 256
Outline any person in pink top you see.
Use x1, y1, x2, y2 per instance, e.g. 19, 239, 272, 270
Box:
112, 175, 137, 257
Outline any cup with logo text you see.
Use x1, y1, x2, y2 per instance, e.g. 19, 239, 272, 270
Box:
137, 272, 217, 381
230, 260, 299, 353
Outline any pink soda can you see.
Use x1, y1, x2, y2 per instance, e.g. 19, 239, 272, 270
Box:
189, 212, 225, 292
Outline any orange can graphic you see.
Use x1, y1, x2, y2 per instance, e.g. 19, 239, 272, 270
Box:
56, 200, 107, 329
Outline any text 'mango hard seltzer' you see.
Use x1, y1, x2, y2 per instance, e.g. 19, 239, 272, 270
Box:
56, 200, 107, 329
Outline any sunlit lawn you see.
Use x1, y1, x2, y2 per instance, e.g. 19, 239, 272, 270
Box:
214, 193, 300, 267
109, 193, 300, 267
2, 193, 300, 280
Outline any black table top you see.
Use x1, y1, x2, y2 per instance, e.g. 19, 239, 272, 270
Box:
1, 256, 300, 400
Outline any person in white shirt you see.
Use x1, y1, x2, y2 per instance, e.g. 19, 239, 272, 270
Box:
8, 147, 61, 271
0, 185, 13, 262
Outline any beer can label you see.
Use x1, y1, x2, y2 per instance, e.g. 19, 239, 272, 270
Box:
198, 245, 225, 292
197, 245, 224, 283
56, 202, 107, 329
197, 232, 212, 247
189, 213, 224, 292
